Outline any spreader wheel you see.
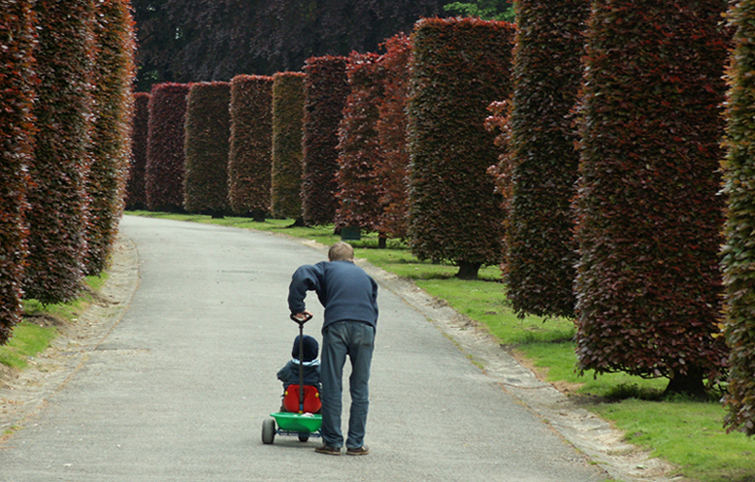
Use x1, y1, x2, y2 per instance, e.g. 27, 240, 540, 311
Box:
262, 418, 276, 444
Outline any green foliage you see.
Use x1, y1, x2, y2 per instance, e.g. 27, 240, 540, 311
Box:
271, 72, 306, 219
0, 0, 35, 343
228, 75, 274, 217
25, 0, 96, 304
574, 0, 729, 382
721, 0, 755, 437
444, 0, 515, 21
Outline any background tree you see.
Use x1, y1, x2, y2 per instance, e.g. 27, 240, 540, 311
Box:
271, 72, 306, 222
574, 0, 730, 396
126, 93, 151, 210
183, 82, 231, 217
500, 0, 589, 318
721, 0, 755, 436
84, 0, 136, 275
227, 75, 274, 220
0, 0, 36, 342
443, 0, 515, 21
24, 0, 96, 304
407, 17, 515, 279
301, 55, 349, 226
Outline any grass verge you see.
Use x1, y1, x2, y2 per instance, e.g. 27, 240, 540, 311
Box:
126, 212, 754, 481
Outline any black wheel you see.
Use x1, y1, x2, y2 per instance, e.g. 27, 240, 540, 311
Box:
298, 433, 309, 443
262, 418, 276, 444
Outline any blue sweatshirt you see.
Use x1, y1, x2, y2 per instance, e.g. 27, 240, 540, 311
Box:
288, 260, 379, 332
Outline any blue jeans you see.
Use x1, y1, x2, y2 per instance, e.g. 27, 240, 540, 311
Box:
320, 321, 375, 449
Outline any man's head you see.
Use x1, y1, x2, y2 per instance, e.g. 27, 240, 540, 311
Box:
328, 241, 354, 262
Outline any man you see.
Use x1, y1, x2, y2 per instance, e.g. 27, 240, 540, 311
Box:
288, 241, 378, 456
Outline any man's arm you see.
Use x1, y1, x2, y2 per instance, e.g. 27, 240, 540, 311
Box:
288, 264, 324, 315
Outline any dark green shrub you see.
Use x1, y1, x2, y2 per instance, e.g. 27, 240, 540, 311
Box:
335, 52, 384, 231
145, 82, 190, 212
183, 81, 231, 216
84, 0, 136, 275
271, 72, 306, 220
301, 55, 349, 225
24, 0, 96, 304
0, 0, 35, 342
721, 0, 755, 435
574, 0, 730, 394
228, 75, 273, 218
500, 0, 590, 318
407, 17, 515, 279
126, 92, 150, 210
375, 33, 412, 240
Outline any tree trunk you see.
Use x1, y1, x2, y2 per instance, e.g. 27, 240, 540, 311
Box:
287, 216, 306, 228
664, 366, 706, 398
456, 261, 481, 280
378, 235, 387, 249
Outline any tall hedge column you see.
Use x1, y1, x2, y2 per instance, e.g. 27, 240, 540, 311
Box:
25, 0, 96, 304
126, 92, 151, 210
301, 56, 349, 226
271, 72, 306, 222
0, 0, 35, 342
721, 0, 755, 435
574, 1, 729, 395
407, 17, 515, 279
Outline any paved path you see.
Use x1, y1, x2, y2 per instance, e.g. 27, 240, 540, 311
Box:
0, 216, 607, 481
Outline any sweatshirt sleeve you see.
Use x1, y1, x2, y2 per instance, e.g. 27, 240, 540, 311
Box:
288, 263, 324, 314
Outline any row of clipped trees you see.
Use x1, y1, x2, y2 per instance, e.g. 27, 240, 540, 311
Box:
124, 6, 752, 434
1, 0, 135, 342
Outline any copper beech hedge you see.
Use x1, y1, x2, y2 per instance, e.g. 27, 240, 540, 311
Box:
497, 0, 590, 318
271, 72, 306, 220
407, 17, 515, 279
183, 81, 231, 216
0, 0, 35, 342
574, 0, 729, 393
24, 0, 96, 304
721, 0, 755, 435
126, 92, 150, 210
335, 52, 384, 232
301, 56, 349, 226
145, 82, 190, 212
84, 0, 136, 275
228, 75, 273, 219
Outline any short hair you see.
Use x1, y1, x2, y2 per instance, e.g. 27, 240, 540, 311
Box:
328, 241, 354, 261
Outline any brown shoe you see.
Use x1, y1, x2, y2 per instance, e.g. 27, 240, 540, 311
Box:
346, 445, 369, 456
315, 445, 341, 455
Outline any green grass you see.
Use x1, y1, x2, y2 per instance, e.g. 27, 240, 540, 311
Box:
1, 273, 108, 370
126, 211, 755, 481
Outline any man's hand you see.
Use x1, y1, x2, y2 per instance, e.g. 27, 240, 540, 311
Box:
291, 311, 313, 324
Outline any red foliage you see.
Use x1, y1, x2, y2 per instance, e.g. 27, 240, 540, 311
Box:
574, 1, 730, 381
228, 75, 274, 217
145, 82, 191, 212
301, 55, 349, 225
271, 72, 306, 219
84, 0, 136, 275
335, 52, 384, 231
126, 92, 150, 210
24, 0, 96, 304
0, 0, 36, 341
407, 17, 515, 271
374, 33, 412, 239
183, 81, 231, 215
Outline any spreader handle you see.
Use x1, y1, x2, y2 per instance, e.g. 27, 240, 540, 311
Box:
290, 313, 313, 325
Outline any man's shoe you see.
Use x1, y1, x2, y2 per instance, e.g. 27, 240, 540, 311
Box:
346, 445, 369, 456
315, 445, 341, 455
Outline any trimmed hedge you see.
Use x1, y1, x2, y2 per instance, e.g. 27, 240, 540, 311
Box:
335, 52, 384, 231
145, 82, 190, 212
183, 81, 231, 216
0, 0, 35, 342
126, 92, 150, 210
24, 0, 96, 304
301, 55, 349, 225
271, 72, 306, 220
501, 0, 590, 318
407, 17, 515, 278
228, 75, 273, 218
574, 1, 729, 388
721, 0, 755, 435
375, 33, 412, 239
84, 0, 136, 275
